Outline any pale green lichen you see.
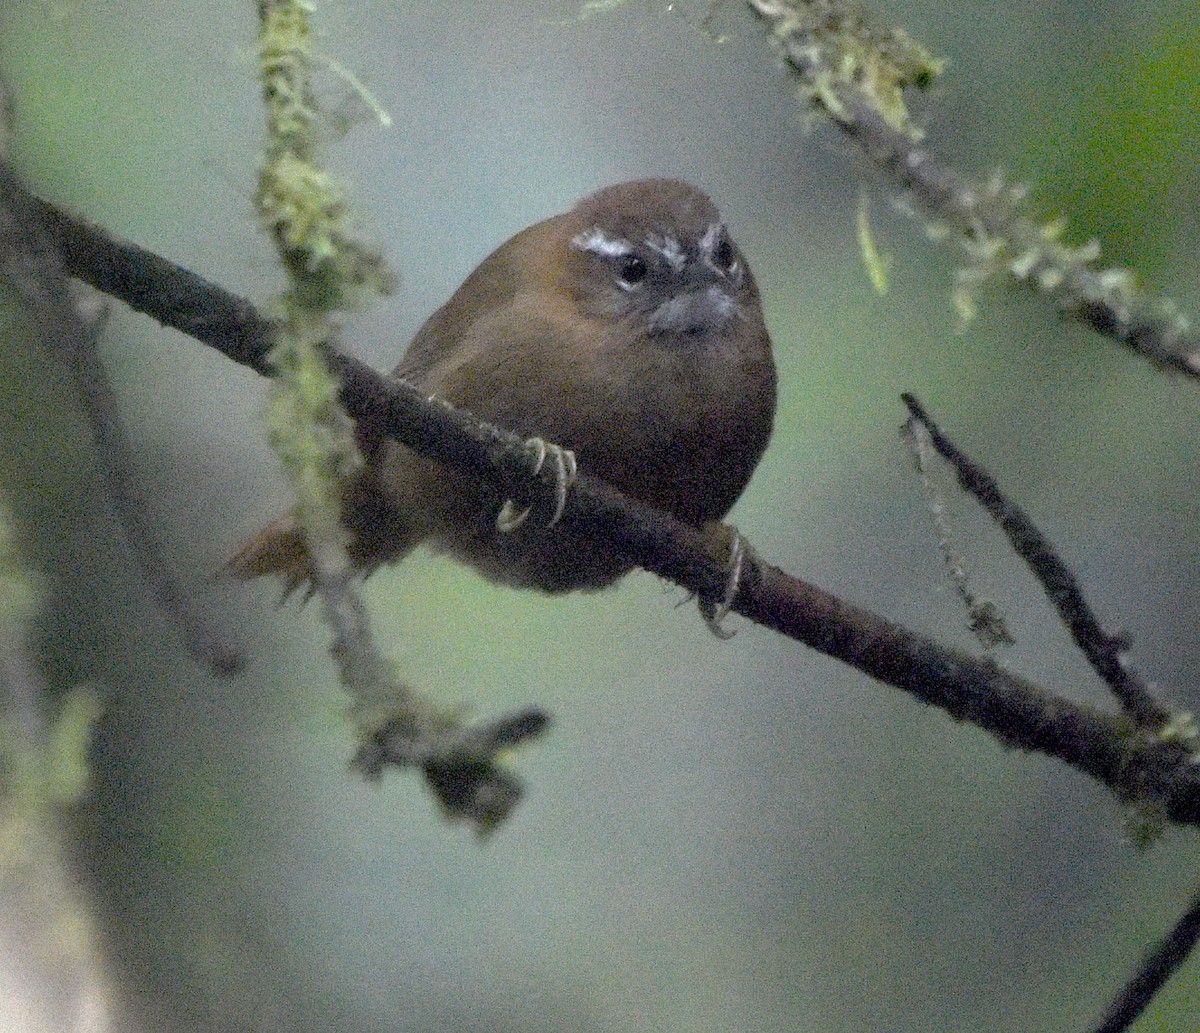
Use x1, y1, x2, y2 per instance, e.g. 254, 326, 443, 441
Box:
947, 172, 1148, 333
255, 0, 393, 543
257, 0, 394, 308
1156, 711, 1200, 751
256, 2, 390, 689
856, 192, 890, 294
0, 493, 102, 907
255, 0, 389, 672
0, 687, 103, 842
253, 3, 537, 831
903, 416, 1014, 652
1114, 711, 1200, 849
749, 0, 944, 138
264, 303, 361, 552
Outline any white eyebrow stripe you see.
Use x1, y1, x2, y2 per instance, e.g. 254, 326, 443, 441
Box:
699, 221, 725, 257
646, 234, 686, 271
571, 227, 633, 258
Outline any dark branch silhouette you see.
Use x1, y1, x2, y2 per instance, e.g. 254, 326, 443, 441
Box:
0, 159, 241, 676
27, 194, 1200, 833
902, 393, 1174, 731
1090, 883, 1200, 1033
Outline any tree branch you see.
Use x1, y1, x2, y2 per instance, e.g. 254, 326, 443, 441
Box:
902, 393, 1174, 731
26, 194, 1200, 831
0, 143, 241, 676
746, 0, 1200, 377
1089, 883, 1200, 1033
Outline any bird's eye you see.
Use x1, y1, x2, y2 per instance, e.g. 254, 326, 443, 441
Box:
617, 254, 648, 286
712, 231, 736, 272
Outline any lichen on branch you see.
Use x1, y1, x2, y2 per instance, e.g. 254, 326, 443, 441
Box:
748, 0, 943, 137
253, 0, 543, 832
255, 0, 386, 629
747, 0, 1200, 376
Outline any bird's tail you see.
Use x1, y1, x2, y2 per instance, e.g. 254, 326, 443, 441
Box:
225, 513, 314, 597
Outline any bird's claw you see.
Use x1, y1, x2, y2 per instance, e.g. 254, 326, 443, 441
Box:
496, 437, 577, 533
698, 528, 745, 640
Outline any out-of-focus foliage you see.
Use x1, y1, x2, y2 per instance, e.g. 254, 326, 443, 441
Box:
1028, 8, 1200, 276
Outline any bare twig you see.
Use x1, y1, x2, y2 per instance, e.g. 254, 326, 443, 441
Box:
1088, 884, 1200, 1033
0, 139, 241, 676
903, 414, 1013, 651
901, 393, 1176, 732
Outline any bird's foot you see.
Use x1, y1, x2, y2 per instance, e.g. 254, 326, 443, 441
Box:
496, 436, 578, 533
698, 525, 746, 640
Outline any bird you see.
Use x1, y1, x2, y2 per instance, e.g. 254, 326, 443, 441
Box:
228, 178, 777, 601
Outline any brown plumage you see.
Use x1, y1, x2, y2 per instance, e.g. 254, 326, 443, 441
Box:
229, 179, 777, 595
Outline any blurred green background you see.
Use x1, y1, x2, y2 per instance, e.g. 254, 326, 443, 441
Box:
1, 0, 1199, 1030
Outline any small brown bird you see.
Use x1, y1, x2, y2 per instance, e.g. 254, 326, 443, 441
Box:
230, 179, 777, 597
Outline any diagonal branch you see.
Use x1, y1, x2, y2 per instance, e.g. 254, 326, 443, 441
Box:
901, 393, 1174, 731
0, 157, 241, 676
746, 0, 1200, 377
1089, 883, 1200, 1033
26, 194, 1200, 831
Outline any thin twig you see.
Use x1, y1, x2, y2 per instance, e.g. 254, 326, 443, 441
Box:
0, 160, 242, 676
1088, 884, 1200, 1033
903, 415, 1013, 651
251, 0, 542, 831
255, 0, 397, 731
901, 393, 1174, 731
